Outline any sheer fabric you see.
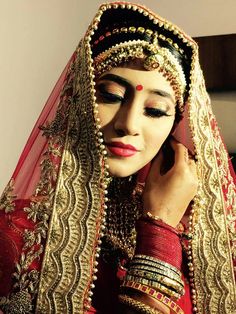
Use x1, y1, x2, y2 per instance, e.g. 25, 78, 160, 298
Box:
0, 2, 235, 314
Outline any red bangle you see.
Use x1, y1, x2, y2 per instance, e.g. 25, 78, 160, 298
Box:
135, 217, 182, 270
142, 214, 179, 235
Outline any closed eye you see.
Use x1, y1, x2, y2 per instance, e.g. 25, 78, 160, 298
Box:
96, 84, 124, 104
144, 107, 172, 118
98, 91, 123, 104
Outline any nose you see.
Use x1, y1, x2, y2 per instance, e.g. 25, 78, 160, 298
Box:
114, 101, 141, 136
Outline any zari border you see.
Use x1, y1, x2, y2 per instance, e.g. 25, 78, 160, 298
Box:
189, 61, 236, 313
34, 2, 236, 313
35, 37, 109, 313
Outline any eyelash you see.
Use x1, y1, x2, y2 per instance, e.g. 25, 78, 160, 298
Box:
98, 91, 171, 118
144, 107, 171, 118
99, 91, 123, 104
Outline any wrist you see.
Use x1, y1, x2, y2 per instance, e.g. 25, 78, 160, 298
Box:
142, 204, 181, 228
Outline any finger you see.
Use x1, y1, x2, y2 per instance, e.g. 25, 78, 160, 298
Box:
188, 159, 198, 175
188, 160, 199, 190
147, 150, 164, 180
169, 138, 188, 165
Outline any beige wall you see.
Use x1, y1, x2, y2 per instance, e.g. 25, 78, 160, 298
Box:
1, 0, 236, 193
210, 92, 236, 154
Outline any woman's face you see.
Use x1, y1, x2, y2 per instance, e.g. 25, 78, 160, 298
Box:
95, 62, 176, 177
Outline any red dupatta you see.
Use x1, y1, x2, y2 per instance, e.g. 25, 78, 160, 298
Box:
0, 2, 235, 314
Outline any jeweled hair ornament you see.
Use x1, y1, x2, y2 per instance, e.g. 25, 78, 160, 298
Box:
93, 32, 186, 111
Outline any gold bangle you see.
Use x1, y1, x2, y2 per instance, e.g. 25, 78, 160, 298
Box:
131, 259, 181, 278
132, 255, 181, 276
127, 269, 184, 293
125, 275, 181, 299
118, 294, 163, 314
121, 281, 184, 314
129, 264, 183, 285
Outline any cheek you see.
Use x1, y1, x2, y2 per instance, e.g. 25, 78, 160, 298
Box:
145, 120, 174, 152
97, 105, 117, 128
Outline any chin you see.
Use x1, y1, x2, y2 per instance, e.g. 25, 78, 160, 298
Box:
108, 168, 135, 178
106, 157, 149, 178
107, 162, 138, 178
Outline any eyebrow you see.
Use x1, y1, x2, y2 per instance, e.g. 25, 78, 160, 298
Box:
98, 73, 175, 104
98, 73, 131, 89
151, 89, 175, 104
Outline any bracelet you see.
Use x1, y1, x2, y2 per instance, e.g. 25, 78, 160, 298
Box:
127, 269, 184, 293
121, 280, 184, 314
143, 211, 163, 222
118, 294, 163, 314
128, 266, 184, 286
128, 264, 183, 285
133, 255, 182, 276
125, 275, 182, 299
130, 259, 182, 280
135, 218, 182, 269
141, 212, 179, 235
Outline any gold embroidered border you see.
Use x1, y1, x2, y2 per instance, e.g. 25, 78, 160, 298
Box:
0, 179, 16, 213
33, 2, 236, 313
35, 38, 106, 313
189, 63, 236, 313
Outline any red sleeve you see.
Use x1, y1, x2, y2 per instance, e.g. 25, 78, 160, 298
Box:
0, 199, 34, 296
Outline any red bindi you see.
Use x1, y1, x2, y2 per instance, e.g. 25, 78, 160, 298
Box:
136, 84, 143, 91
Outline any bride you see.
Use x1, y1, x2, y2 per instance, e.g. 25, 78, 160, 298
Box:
0, 2, 235, 313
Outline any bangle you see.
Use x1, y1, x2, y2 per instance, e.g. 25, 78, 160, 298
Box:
125, 275, 182, 299
127, 269, 184, 294
118, 294, 163, 314
135, 218, 182, 269
128, 264, 183, 285
130, 260, 182, 280
133, 255, 182, 276
121, 281, 184, 314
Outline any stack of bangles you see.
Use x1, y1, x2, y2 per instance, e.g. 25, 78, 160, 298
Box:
119, 212, 185, 314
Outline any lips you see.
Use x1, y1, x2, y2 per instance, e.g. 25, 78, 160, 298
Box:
106, 141, 138, 157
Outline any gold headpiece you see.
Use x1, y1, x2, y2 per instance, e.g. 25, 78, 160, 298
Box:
92, 26, 185, 56
93, 36, 187, 111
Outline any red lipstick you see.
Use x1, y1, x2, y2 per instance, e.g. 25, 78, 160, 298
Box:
106, 141, 138, 157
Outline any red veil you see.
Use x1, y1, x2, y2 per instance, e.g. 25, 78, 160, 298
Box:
0, 2, 235, 314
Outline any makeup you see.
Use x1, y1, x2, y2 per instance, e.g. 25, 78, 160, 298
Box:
136, 84, 143, 91
106, 141, 138, 157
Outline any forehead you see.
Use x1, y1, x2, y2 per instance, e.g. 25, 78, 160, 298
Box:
99, 64, 175, 96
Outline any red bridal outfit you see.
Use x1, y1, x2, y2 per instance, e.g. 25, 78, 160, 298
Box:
0, 2, 235, 314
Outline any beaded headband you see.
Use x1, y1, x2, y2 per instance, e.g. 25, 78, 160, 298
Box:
92, 26, 185, 56
93, 35, 187, 111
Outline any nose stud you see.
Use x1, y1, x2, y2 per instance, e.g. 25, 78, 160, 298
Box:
136, 84, 143, 91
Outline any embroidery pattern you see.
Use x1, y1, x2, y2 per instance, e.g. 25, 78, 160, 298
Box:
0, 180, 16, 213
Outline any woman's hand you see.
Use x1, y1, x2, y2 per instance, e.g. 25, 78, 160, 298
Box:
142, 138, 198, 227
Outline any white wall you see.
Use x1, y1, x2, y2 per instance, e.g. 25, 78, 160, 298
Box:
1, 0, 236, 193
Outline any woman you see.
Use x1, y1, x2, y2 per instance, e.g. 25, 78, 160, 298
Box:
0, 2, 235, 313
